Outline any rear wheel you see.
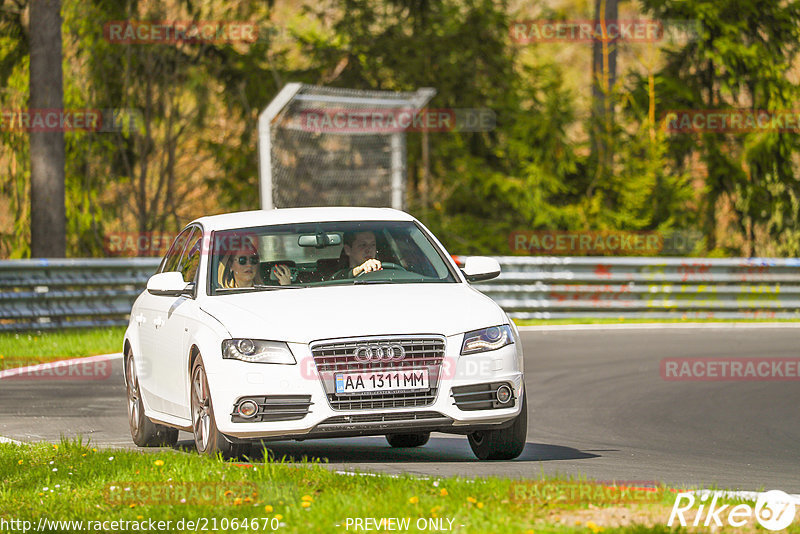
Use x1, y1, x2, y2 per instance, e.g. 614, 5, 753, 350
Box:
386, 432, 430, 448
125, 351, 178, 447
191, 355, 244, 458
467, 391, 527, 460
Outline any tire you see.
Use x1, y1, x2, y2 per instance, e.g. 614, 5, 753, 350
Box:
467, 391, 527, 460
125, 351, 178, 447
386, 432, 430, 448
190, 355, 244, 458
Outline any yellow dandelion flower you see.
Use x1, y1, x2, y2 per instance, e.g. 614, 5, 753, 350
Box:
575, 520, 582, 526
264, 505, 273, 513
439, 488, 448, 496
224, 490, 233, 497
244, 497, 252, 504
129, 504, 136, 508
466, 497, 477, 503
586, 521, 603, 533
275, 514, 283, 521
17, 460, 23, 465
301, 495, 313, 502
409, 496, 419, 504
137, 516, 143, 520
233, 497, 242, 505
477, 502, 484, 509
154, 460, 164, 466
301, 501, 311, 508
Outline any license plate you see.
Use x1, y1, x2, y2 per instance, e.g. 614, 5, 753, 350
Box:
335, 369, 429, 395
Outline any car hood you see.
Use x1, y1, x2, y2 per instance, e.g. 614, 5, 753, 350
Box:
199, 283, 506, 343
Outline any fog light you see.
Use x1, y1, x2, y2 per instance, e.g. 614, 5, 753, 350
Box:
496, 385, 512, 404
238, 400, 258, 418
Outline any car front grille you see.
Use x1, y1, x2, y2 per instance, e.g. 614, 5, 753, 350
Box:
310, 335, 445, 411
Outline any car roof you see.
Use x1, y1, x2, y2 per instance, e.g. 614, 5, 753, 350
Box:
191, 207, 416, 232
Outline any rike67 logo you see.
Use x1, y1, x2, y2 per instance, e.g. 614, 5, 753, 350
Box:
669, 490, 797, 531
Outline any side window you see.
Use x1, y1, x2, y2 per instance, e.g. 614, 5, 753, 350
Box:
161, 228, 193, 273
178, 228, 202, 283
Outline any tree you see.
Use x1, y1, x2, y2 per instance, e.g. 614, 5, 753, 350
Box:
29, 0, 65, 257
639, 0, 800, 255
589, 0, 619, 191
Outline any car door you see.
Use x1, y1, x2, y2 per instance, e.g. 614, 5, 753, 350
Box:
152, 226, 205, 418
136, 227, 193, 414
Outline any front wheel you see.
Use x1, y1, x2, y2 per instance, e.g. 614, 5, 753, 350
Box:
191, 355, 244, 458
386, 432, 430, 448
125, 351, 178, 447
467, 391, 527, 460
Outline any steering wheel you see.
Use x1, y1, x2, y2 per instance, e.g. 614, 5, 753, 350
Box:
353, 262, 413, 282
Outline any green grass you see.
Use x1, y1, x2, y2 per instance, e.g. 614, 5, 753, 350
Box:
0, 440, 699, 533
0, 327, 124, 367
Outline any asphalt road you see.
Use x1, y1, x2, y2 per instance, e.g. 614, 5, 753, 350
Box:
1, 325, 798, 491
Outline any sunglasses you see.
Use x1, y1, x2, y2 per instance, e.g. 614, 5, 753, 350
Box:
237, 255, 259, 265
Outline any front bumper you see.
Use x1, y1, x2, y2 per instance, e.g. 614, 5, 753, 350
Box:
205, 334, 523, 440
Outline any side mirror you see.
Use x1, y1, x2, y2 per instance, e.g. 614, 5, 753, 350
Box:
147, 272, 191, 296
461, 256, 501, 282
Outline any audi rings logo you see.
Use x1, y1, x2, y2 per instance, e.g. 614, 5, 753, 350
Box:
353, 343, 406, 363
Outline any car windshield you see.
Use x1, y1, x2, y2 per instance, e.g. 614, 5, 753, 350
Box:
209, 220, 457, 293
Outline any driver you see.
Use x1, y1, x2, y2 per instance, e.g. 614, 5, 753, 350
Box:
332, 230, 382, 279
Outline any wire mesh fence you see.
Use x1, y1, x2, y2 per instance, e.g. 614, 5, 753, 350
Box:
260, 84, 435, 210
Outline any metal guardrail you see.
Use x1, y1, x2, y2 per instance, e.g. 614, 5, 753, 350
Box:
2, 256, 800, 331
473, 257, 800, 320
0, 258, 160, 332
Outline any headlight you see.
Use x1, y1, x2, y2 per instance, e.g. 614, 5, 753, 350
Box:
221, 339, 296, 364
461, 325, 514, 355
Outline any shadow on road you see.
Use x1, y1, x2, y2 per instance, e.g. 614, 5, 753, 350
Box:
174, 436, 599, 464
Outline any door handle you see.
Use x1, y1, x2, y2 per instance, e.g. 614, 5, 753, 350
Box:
153, 316, 165, 329
135, 313, 146, 325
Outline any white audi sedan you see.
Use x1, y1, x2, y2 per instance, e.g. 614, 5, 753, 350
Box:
123, 207, 526, 460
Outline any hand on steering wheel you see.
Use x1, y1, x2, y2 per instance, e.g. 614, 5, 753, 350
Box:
353, 259, 382, 276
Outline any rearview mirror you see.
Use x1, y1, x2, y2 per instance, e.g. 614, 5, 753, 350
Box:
146, 272, 191, 296
298, 233, 342, 248
461, 256, 501, 282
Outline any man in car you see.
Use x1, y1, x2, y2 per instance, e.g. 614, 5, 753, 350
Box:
332, 230, 383, 279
